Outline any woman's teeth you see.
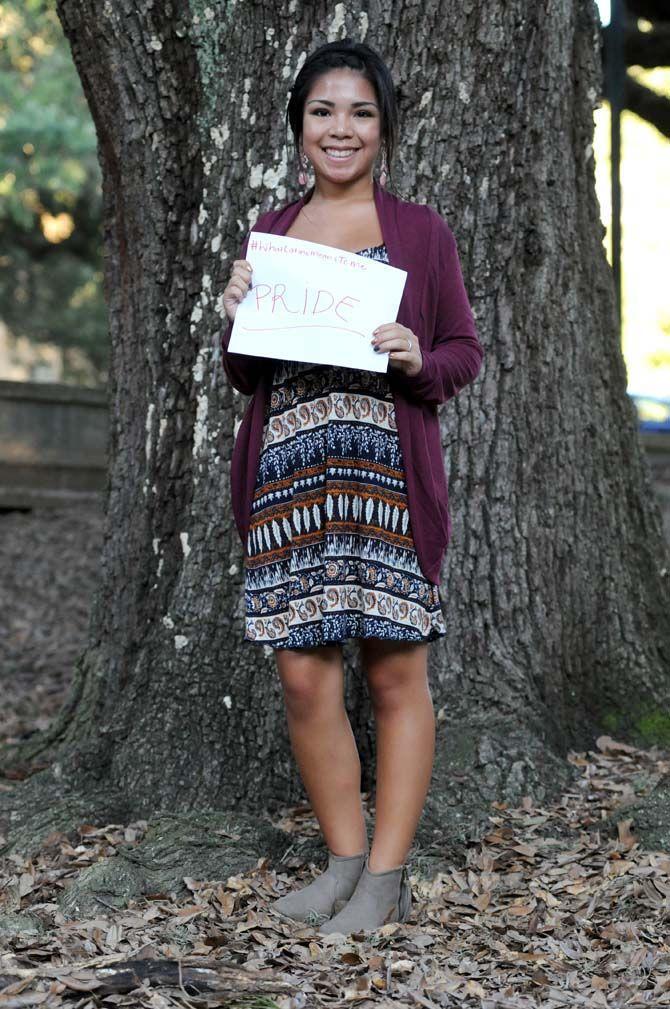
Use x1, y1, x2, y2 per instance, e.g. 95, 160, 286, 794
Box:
324, 148, 358, 159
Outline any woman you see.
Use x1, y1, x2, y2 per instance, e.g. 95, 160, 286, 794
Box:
221, 40, 484, 934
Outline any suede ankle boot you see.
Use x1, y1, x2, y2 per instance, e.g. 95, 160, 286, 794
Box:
270, 849, 367, 926
318, 855, 412, 935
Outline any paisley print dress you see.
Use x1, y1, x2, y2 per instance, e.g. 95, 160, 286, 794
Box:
243, 243, 448, 649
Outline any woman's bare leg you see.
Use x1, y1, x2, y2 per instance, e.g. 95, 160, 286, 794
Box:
275, 644, 368, 855
359, 638, 436, 872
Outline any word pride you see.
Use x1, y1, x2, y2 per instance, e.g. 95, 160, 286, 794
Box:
246, 283, 362, 335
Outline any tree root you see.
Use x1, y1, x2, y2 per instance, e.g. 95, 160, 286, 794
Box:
0, 772, 296, 920
0, 769, 130, 858
57, 809, 294, 919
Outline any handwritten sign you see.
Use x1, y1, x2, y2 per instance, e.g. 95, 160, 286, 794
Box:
228, 232, 407, 373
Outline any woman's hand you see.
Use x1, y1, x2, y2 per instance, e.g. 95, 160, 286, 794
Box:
371, 323, 423, 378
223, 259, 253, 323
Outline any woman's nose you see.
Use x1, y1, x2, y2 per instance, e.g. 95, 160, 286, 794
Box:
329, 115, 354, 136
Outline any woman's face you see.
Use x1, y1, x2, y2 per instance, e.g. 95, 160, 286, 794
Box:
300, 68, 382, 186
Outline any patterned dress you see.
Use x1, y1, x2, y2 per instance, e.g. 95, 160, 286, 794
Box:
243, 243, 448, 649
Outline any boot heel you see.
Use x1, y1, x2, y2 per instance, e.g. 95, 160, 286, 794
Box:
397, 867, 412, 923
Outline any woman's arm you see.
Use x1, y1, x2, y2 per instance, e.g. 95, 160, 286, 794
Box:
220, 227, 272, 396
393, 212, 484, 406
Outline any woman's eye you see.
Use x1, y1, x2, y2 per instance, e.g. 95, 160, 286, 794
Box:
309, 109, 374, 117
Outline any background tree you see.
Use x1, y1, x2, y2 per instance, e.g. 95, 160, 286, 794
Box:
1, 1, 669, 911
606, 0, 670, 137
0, 0, 107, 383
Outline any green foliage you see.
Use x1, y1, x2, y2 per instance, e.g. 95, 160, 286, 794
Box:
600, 706, 670, 748
0, 0, 107, 385
601, 710, 621, 733
634, 709, 670, 748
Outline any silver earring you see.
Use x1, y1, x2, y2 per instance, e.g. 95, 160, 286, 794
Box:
379, 145, 388, 188
298, 152, 309, 187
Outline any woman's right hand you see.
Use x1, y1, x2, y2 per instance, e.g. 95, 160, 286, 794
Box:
223, 259, 253, 323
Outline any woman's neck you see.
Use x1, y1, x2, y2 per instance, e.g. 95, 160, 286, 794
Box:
307, 174, 375, 208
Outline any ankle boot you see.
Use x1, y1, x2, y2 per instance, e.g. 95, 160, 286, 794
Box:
318, 855, 412, 935
270, 849, 367, 926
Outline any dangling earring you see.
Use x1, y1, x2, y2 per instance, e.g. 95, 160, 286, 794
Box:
379, 145, 388, 188
298, 152, 309, 188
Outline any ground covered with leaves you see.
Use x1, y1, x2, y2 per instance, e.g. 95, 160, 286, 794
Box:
1, 507, 669, 1006
1, 736, 668, 1009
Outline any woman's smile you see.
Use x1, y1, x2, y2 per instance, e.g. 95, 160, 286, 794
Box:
322, 147, 360, 160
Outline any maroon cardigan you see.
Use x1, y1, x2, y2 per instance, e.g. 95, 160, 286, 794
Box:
220, 179, 484, 584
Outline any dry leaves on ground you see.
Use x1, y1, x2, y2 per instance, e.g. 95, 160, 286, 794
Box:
1, 735, 669, 1008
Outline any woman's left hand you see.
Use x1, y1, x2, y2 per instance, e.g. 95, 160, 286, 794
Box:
371, 323, 423, 378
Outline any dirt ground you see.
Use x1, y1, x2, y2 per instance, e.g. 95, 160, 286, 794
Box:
0, 505, 104, 748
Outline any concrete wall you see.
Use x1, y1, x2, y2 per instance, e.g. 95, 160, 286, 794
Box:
0, 380, 107, 509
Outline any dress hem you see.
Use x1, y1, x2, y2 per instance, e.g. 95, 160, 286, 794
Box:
242, 618, 447, 650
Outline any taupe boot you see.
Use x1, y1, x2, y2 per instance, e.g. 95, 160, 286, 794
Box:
270, 849, 367, 926
318, 855, 412, 935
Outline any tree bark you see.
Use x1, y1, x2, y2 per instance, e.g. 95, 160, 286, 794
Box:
2, 0, 669, 872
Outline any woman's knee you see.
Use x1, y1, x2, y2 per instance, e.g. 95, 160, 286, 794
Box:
276, 647, 342, 718
367, 667, 412, 712
364, 646, 430, 713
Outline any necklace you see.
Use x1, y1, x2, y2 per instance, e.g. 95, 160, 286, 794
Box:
298, 206, 319, 226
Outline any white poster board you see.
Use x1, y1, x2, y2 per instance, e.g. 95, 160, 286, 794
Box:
227, 232, 407, 373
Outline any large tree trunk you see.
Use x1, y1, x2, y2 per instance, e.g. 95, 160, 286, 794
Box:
2, 0, 669, 887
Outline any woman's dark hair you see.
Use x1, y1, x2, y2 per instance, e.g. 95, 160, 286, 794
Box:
285, 40, 398, 187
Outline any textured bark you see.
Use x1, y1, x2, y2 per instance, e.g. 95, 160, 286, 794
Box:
1, 1, 669, 860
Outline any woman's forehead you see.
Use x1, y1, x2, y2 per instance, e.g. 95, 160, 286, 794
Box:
305, 68, 378, 104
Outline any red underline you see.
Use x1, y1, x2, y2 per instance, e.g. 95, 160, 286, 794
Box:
240, 324, 368, 338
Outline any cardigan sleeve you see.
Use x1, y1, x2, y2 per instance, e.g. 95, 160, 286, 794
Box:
394, 210, 484, 406
220, 225, 273, 396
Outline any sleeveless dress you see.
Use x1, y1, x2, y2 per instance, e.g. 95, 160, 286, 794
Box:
243, 243, 448, 649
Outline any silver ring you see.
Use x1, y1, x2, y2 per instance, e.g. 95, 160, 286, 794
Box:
407, 337, 412, 352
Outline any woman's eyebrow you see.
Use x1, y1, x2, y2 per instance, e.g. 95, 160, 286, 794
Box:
306, 98, 378, 108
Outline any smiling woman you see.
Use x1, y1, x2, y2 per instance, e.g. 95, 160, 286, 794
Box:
219, 38, 484, 937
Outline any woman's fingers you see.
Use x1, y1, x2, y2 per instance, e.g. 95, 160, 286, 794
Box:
224, 262, 252, 298
371, 324, 408, 348
370, 327, 422, 376
374, 335, 410, 353
228, 262, 252, 290
226, 278, 249, 301
223, 262, 254, 321
230, 268, 251, 289
232, 260, 253, 285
